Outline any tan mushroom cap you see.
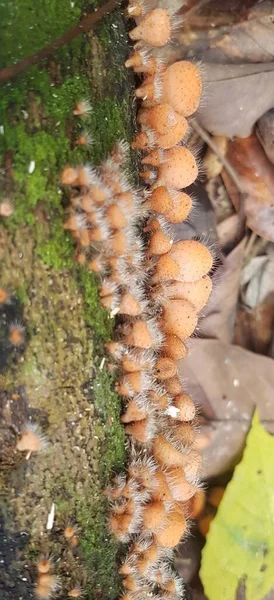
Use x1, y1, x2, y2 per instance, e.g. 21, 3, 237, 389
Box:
121, 399, 147, 423
161, 61, 202, 117
157, 147, 198, 189
143, 500, 166, 531
163, 334, 188, 360
169, 240, 213, 282
161, 298, 198, 340
129, 9, 171, 47
166, 275, 212, 311
147, 230, 172, 256
155, 507, 187, 547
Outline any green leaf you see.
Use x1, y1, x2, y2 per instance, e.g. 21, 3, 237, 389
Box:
200, 411, 274, 600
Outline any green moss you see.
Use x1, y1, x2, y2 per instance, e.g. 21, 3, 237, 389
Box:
77, 268, 114, 342
37, 218, 75, 269
93, 368, 125, 480
77, 368, 125, 600
77, 500, 123, 600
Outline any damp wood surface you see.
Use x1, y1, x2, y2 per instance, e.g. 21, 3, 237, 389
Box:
0, 0, 136, 598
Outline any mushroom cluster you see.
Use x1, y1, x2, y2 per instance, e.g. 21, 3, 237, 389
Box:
61, 1, 213, 597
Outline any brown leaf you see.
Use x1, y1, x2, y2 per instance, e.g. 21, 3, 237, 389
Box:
213, 15, 274, 63
198, 63, 274, 138
178, 4, 274, 64
216, 213, 239, 248
257, 109, 274, 165
179, 338, 274, 478
176, 535, 204, 584
236, 253, 274, 355
235, 297, 274, 355
199, 238, 246, 343
206, 176, 234, 224
203, 135, 228, 180
225, 135, 274, 241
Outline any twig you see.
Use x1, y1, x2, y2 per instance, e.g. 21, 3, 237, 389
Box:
0, 0, 120, 84
192, 119, 244, 193
192, 119, 247, 242
182, 0, 213, 22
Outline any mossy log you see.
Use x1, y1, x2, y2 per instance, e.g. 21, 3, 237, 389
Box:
0, 1, 136, 598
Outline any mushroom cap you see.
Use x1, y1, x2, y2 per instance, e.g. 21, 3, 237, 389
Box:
138, 104, 187, 136
61, 166, 78, 186
164, 376, 182, 395
161, 61, 202, 117
108, 230, 127, 255
90, 185, 108, 205
124, 418, 150, 442
16, 429, 43, 452
141, 149, 163, 167
143, 501, 166, 531
164, 191, 192, 224
37, 559, 51, 575
125, 50, 143, 69
155, 507, 187, 547
148, 390, 170, 410
152, 255, 180, 282
165, 467, 197, 502
152, 434, 186, 467
118, 371, 142, 395
156, 120, 188, 149
157, 147, 198, 189
131, 130, 151, 150
122, 576, 138, 591
147, 231, 172, 256
163, 334, 188, 360
166, 275, 212, 310
121, 399, 147, 423
147, 186, 173, 214
106, 204, 127, 229
100, 294, 116, 310
129, 9, 171, 47
154, 357, 177, 380
124, 321, 153, 348
119, 293, 143, 316
184, 450, 202, 482
145, 543, 159, 562
169, 421, 195, 446
173, 393, 196, 421
169, 240, 213, 282
151, 471, 173, 502
161, 299, 198, 340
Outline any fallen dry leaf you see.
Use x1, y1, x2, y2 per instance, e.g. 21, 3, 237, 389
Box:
176, 535, 204, 584
235, 297, 274, 356
180, 338, 274, 478
235, 256, 274, 354
257, 108, 274, 165
203, 135, 228, 180
224, 134, 274, 241
206, 176, 234, 224
199, 239, 246, 343
216, 213, 239, 248
241, 255, 274, 307
213, 13, 274, 63
178, 4, 274, 63
197, 63, 274, 138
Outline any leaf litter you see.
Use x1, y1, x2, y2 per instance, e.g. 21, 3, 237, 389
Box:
173, 3, 274, 596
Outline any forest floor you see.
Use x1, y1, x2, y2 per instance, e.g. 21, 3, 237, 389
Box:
0, 1, 136, 598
